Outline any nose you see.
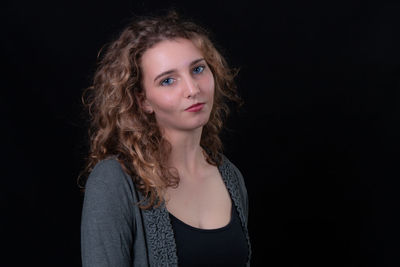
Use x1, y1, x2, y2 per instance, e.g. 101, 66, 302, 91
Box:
183, 76, 200, 99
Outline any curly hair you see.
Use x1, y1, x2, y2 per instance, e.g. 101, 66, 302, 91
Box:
79, 11, 242, 209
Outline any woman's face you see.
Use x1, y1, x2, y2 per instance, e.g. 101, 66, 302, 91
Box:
141, 38, 215, 134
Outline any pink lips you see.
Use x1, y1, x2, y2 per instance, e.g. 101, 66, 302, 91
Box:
185, 103, 205, 112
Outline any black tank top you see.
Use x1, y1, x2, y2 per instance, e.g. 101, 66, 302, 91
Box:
168, 204, 248, 266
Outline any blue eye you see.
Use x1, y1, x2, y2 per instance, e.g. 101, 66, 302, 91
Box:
160, 77, 174, 86
193, 65, 205, 74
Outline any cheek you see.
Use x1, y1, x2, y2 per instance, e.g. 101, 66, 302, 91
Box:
200, 73, 215, 95
148, 91, 178, 111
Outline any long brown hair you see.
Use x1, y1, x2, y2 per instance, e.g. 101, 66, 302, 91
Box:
79, 11, 242, 209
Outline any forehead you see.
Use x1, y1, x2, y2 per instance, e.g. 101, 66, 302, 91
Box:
140, 38, 204, 76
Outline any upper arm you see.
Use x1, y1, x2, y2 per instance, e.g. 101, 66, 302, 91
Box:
81, 159, 135, 267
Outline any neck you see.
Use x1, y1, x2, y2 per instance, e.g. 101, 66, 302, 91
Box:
163, 127, 206, 178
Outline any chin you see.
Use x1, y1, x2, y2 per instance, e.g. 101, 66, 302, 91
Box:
185, 117, 210, 131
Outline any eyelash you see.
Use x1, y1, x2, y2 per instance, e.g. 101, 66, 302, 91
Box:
160, 65, 206, 86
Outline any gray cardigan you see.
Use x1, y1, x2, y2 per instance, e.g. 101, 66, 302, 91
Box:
81, 155, 251, 266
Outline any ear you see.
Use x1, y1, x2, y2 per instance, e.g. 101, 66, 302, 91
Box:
141, 98, 154, 114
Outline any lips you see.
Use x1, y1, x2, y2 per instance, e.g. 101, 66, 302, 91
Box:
185, 103, 205, 112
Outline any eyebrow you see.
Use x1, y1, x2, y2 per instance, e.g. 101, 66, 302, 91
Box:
153, 58, 205, 82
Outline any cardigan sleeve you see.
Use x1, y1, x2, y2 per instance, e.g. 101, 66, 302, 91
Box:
81, 159, 136, 267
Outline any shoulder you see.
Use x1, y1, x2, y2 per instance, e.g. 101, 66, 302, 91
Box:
219, 154, 250, 224
82, 156, 139, 218
85, 156, 135, 194
219, 154, 248, 198
220, 154, 245, 184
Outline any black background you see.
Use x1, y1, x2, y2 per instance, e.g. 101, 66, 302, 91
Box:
2, 0, 400, 266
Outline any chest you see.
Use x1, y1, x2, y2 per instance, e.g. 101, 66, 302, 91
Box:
139, 158, 251, 266
165, 167, 232, 230
169, 201, 249, 267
